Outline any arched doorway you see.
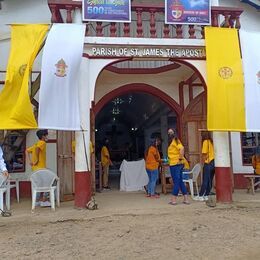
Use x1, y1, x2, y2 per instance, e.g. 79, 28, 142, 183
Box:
93, 84, 182, 190
88, 58, 207, 192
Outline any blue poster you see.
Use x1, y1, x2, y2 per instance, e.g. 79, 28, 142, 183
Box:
165, 0, 211, 25
83, 0, 131, 23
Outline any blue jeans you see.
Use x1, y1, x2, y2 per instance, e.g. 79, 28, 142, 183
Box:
146, 169, 159, 195
199, 161, 215, 196
170, 164, 187, 196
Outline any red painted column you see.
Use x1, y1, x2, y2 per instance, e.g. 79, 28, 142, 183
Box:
215, 167, 232, 202
75, 171, 92, 208
213, 132, 233, 203
74, 131, 92, 208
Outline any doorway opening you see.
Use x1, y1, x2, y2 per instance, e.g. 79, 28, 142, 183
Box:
95, 91, 178, 190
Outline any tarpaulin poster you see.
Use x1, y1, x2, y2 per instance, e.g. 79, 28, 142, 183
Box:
83, 0, 131, 23
165, 0, 211, 25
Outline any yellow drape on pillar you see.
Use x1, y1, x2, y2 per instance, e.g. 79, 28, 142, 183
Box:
205, 27, 245, 131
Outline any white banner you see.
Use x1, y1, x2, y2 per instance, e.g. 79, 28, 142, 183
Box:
38, 24, 85, 130
240, 30, 260, 132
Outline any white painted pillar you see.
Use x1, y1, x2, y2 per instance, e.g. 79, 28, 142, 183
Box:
75, 131, 89, 172
72, 8, 82, 24
213, 132, 233, 202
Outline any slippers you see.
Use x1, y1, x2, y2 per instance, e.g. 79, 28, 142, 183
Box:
183, 201, 190, 205
168, 202, 177, 205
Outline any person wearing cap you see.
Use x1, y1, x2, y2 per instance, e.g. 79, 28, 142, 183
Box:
0, 146, 9, 177
167, 128, 189, 205
145, 137, 161, 198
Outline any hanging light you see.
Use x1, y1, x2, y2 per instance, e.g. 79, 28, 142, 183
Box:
112, 107, 120, 115
112, 98, 124, 105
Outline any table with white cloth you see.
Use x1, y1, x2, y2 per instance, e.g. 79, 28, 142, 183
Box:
119, 159, 149, 192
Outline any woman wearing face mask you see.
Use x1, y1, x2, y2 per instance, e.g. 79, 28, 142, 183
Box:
167, 128, 189, 205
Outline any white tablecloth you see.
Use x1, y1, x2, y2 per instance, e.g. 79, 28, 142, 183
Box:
119, 159, 149, 192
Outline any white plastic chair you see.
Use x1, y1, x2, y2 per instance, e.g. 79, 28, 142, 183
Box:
183, 163, 201, 198
7, 179, 19, 203
30, 169, 60, 211
0, 174, 8, 211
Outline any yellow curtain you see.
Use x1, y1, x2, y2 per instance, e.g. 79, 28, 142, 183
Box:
205, 27, 245, 131
0, 24, 48, 129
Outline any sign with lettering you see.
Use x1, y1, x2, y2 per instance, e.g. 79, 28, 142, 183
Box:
82, 0, 131, 23
85, 45, 206, 59
165, 0, 211, 25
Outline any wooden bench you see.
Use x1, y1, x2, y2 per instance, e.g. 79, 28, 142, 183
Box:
243, 175, 260, 195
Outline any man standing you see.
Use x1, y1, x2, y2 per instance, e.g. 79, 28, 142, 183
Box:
101, 138, 112, 190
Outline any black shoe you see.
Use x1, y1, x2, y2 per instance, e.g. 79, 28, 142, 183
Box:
103, 186, 111, 190
209, 192, 216, 195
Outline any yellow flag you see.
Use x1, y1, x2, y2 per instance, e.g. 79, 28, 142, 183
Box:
205, 27, 245, 131
0, 24, 48, 129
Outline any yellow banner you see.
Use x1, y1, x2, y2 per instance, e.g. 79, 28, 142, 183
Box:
0, 24, 48, 129
205, 27, 245, 131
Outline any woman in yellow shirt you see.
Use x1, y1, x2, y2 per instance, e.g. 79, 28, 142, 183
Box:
167, 128, 189, 205
145, 138, 161, 198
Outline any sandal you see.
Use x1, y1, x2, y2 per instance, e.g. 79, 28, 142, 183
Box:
168, 201, 177, 205
183, 201, 190, 205
151, 194, 160, 199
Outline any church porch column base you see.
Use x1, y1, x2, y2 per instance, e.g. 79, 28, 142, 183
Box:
74, 171, 92, 208
215, 167, 232, 203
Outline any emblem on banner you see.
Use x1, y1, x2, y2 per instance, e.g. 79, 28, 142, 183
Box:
257, 71, 260, 85
55, 59, 68, 77
19, 64, 27, 76
218, 67, 233, 79
171, 0, 184, 20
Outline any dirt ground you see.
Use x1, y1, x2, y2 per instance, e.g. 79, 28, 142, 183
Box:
0, 189, 259, 260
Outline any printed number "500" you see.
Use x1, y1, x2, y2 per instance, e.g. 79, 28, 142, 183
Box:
187, 17, 197, 22
87, 6, 105, 14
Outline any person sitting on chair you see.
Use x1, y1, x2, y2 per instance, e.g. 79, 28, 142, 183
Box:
0, 146, 9, 178
26, 130, 50, 207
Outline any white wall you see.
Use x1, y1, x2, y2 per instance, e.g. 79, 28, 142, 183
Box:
230, 132, 254, 174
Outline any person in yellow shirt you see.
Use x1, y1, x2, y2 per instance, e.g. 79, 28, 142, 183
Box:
26, 129, 49, 206
101, 138, 112, 190
252, 146, 260, 188
145, 138, 161, 198
167, 128, 189, 205
195, 131, 215, 201
27, 130, 48, 171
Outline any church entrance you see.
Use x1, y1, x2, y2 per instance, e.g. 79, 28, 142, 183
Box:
94, 90, 179, 190
90, 58, 207, 193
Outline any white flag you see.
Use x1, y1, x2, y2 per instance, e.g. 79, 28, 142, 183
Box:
240, 30, 260, 132
38, 24, 85, 130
